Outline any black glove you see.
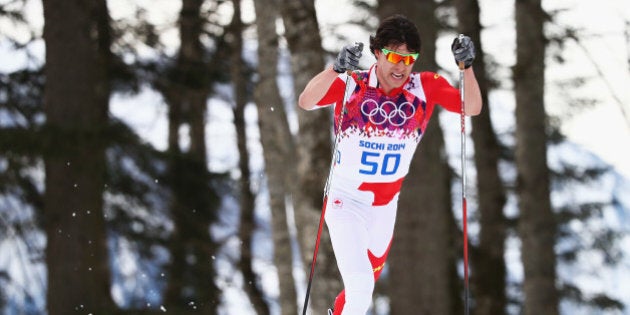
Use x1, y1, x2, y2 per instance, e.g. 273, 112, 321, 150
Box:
451, 35, 475, 69
333, 42, 363, 73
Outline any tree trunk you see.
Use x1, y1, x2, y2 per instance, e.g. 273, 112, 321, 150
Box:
278, 1, 342, 313
380, 1, 460, 314
230, 1, 271, 314
514, 0, 559, 314
453, 0, 508, 314
42, 0, 114, 313
162, 0, 220, 312
253, 1, 300, 314
279, 0, 331, 207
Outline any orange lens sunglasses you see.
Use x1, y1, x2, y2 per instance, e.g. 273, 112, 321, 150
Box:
381, 48, 419, 65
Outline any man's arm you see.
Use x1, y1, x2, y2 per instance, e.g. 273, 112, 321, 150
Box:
452, 35, 482, 116
298, 43, 363, 110
298, 67, 340, 110
463, 67, 482, 116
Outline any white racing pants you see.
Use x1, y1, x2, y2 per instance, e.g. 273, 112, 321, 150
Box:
325, 185, 397, 315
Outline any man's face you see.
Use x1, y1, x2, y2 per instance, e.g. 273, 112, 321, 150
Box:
374, 43, 417, 94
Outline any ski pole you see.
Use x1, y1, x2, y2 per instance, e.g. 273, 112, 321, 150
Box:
302, 41, 361, 313
301, 196, 330, 315
457, 33, 470, 315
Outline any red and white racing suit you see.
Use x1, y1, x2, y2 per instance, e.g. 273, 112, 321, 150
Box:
309, 65, 461, 315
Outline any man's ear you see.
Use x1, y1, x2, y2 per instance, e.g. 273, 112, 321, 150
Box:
373, 48, 381, 59
369, 35, 377, 57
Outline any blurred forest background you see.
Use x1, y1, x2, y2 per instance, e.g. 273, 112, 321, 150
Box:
1, 0, 630, 314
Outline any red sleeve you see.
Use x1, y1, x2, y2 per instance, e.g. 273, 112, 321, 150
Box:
420, 72, 461, 113
315, 76, 345, 108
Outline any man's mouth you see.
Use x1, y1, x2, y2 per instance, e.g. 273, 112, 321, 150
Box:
392, 72, 404, 79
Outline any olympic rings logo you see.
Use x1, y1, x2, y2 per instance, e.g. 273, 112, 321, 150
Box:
360, 99, 416, 126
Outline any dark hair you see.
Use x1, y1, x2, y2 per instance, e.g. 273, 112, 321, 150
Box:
369, 14, 421, 55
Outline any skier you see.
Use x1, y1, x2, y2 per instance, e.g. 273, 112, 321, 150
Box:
298, 14, 482, 315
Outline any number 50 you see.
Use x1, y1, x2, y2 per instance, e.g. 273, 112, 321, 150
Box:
359, 151, 401, 175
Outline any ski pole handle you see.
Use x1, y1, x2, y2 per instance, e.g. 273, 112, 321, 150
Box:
348, 42, 363, 75
458, 34, 466, 71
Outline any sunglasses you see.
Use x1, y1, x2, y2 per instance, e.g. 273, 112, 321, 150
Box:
380, 48, 419, 65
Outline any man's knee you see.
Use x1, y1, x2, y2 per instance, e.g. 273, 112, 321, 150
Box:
344, 272, 374, 293
342, 273, 374, 314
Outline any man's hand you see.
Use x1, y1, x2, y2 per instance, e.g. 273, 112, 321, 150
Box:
451, 35, 475, 69
333, 42, 363, 73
